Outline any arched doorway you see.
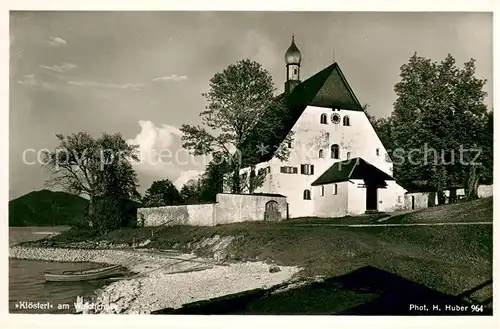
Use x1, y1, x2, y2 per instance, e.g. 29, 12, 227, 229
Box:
264, 200, 281, 221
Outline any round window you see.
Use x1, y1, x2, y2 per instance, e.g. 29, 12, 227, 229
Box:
331, 113, 341, 124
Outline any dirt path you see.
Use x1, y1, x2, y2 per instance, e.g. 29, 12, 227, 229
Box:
294, 221, 492, 228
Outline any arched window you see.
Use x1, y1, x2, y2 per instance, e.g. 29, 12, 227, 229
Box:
346, 152, 351, 160
319, 149, 324, 158
320, 113, 328, 124
331, 144, 339, 159
343, 115, 350, 126
303, 189, 311, 200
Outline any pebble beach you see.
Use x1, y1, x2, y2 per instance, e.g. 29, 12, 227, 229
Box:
9, 246, 301, 314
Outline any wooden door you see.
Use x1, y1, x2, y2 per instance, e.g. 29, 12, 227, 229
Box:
264, 201, 281, 221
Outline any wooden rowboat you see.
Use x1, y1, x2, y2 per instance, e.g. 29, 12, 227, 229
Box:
44, 265, 123, 282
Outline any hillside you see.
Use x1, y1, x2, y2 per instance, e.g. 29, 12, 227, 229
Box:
33, 197, 492, 314
9, 190, 89, 227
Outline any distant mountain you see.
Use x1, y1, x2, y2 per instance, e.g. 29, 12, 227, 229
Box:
9, 190, 89, 227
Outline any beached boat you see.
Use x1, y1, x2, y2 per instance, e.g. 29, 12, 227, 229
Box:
44, 265, 123, 282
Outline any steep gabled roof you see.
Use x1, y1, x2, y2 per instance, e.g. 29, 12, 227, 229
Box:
308, 62, 364, 110
311, 157, 395, 186
285, 62, 364, 112
247, 62, 364, 165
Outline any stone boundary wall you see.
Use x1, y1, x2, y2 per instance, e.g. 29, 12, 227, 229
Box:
138, 194, 288, 227
138, 203, 215, 227
213, 193, 287, 225
478, 185, 493, 199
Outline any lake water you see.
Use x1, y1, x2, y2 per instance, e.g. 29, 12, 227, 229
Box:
9, 227, 111, 314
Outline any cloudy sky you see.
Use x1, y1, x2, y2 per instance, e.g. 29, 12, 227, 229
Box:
9, 11, 493, 200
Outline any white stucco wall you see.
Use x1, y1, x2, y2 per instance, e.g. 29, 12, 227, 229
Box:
443, 188, 465, 198
377, 181, 407, 212
404, 193, 431, 210
347, 179, 369, 215
478, 184, 493, 198
214, 193, 287, 225
138, 203, 215, 227
138, 194, 288, 227
243, 105, 397, 218
313, 182, 348, 217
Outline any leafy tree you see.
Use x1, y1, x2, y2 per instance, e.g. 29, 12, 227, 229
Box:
198, 153, 232, 201
460, 110, 493, 198
180, 59, 290, 194
368, 115, 396, 158
93, 155, 141, 231
240, 96, 294, 167
479, 111, 493, 185
143, 179, 183, 207
391, 53, 490, 201
180, 178, 203, 204
43, 132, 139, 228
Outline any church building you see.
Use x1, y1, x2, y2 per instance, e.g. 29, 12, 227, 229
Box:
231, 36, 407, 218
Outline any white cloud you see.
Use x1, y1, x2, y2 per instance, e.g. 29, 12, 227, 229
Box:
174, 170, 205, 189
47, 36, 67, 47
152, 74, 187, 82
67, 80, 145, 90
40, 63, 77, 73
17, 74, 56, 91
17, 74, 38, 86
127, 120, 184, 171
127, 121, 211, 189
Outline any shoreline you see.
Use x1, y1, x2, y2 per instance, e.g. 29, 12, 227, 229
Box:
9, 246, 301, 314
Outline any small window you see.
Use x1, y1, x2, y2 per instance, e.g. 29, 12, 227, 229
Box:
343, 116, 350, 126
303, 189, 311, 200
300, 164, 314, 175
319, 149, 324, 158
331, 144, 340, 159
294, 68, 298, 75
321, 185, 325, 196
287, 141, 292, 148
398, 196, 402, 203
376, 148, 380, 156
258, 167, 269, 176
333, 183, 338, 195
346, 152, 351, 160
320, 113, 328, 124
280, 166, 297, 174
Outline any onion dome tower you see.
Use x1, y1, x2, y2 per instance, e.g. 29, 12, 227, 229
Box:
284, 35, 302, 93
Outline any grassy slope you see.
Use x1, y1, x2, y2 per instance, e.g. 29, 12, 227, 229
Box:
41, 197, 493, 302
9, 190, 89, 227
383, 197, 493, 224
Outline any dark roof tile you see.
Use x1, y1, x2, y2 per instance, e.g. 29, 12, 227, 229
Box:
311, 157, 395, 186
